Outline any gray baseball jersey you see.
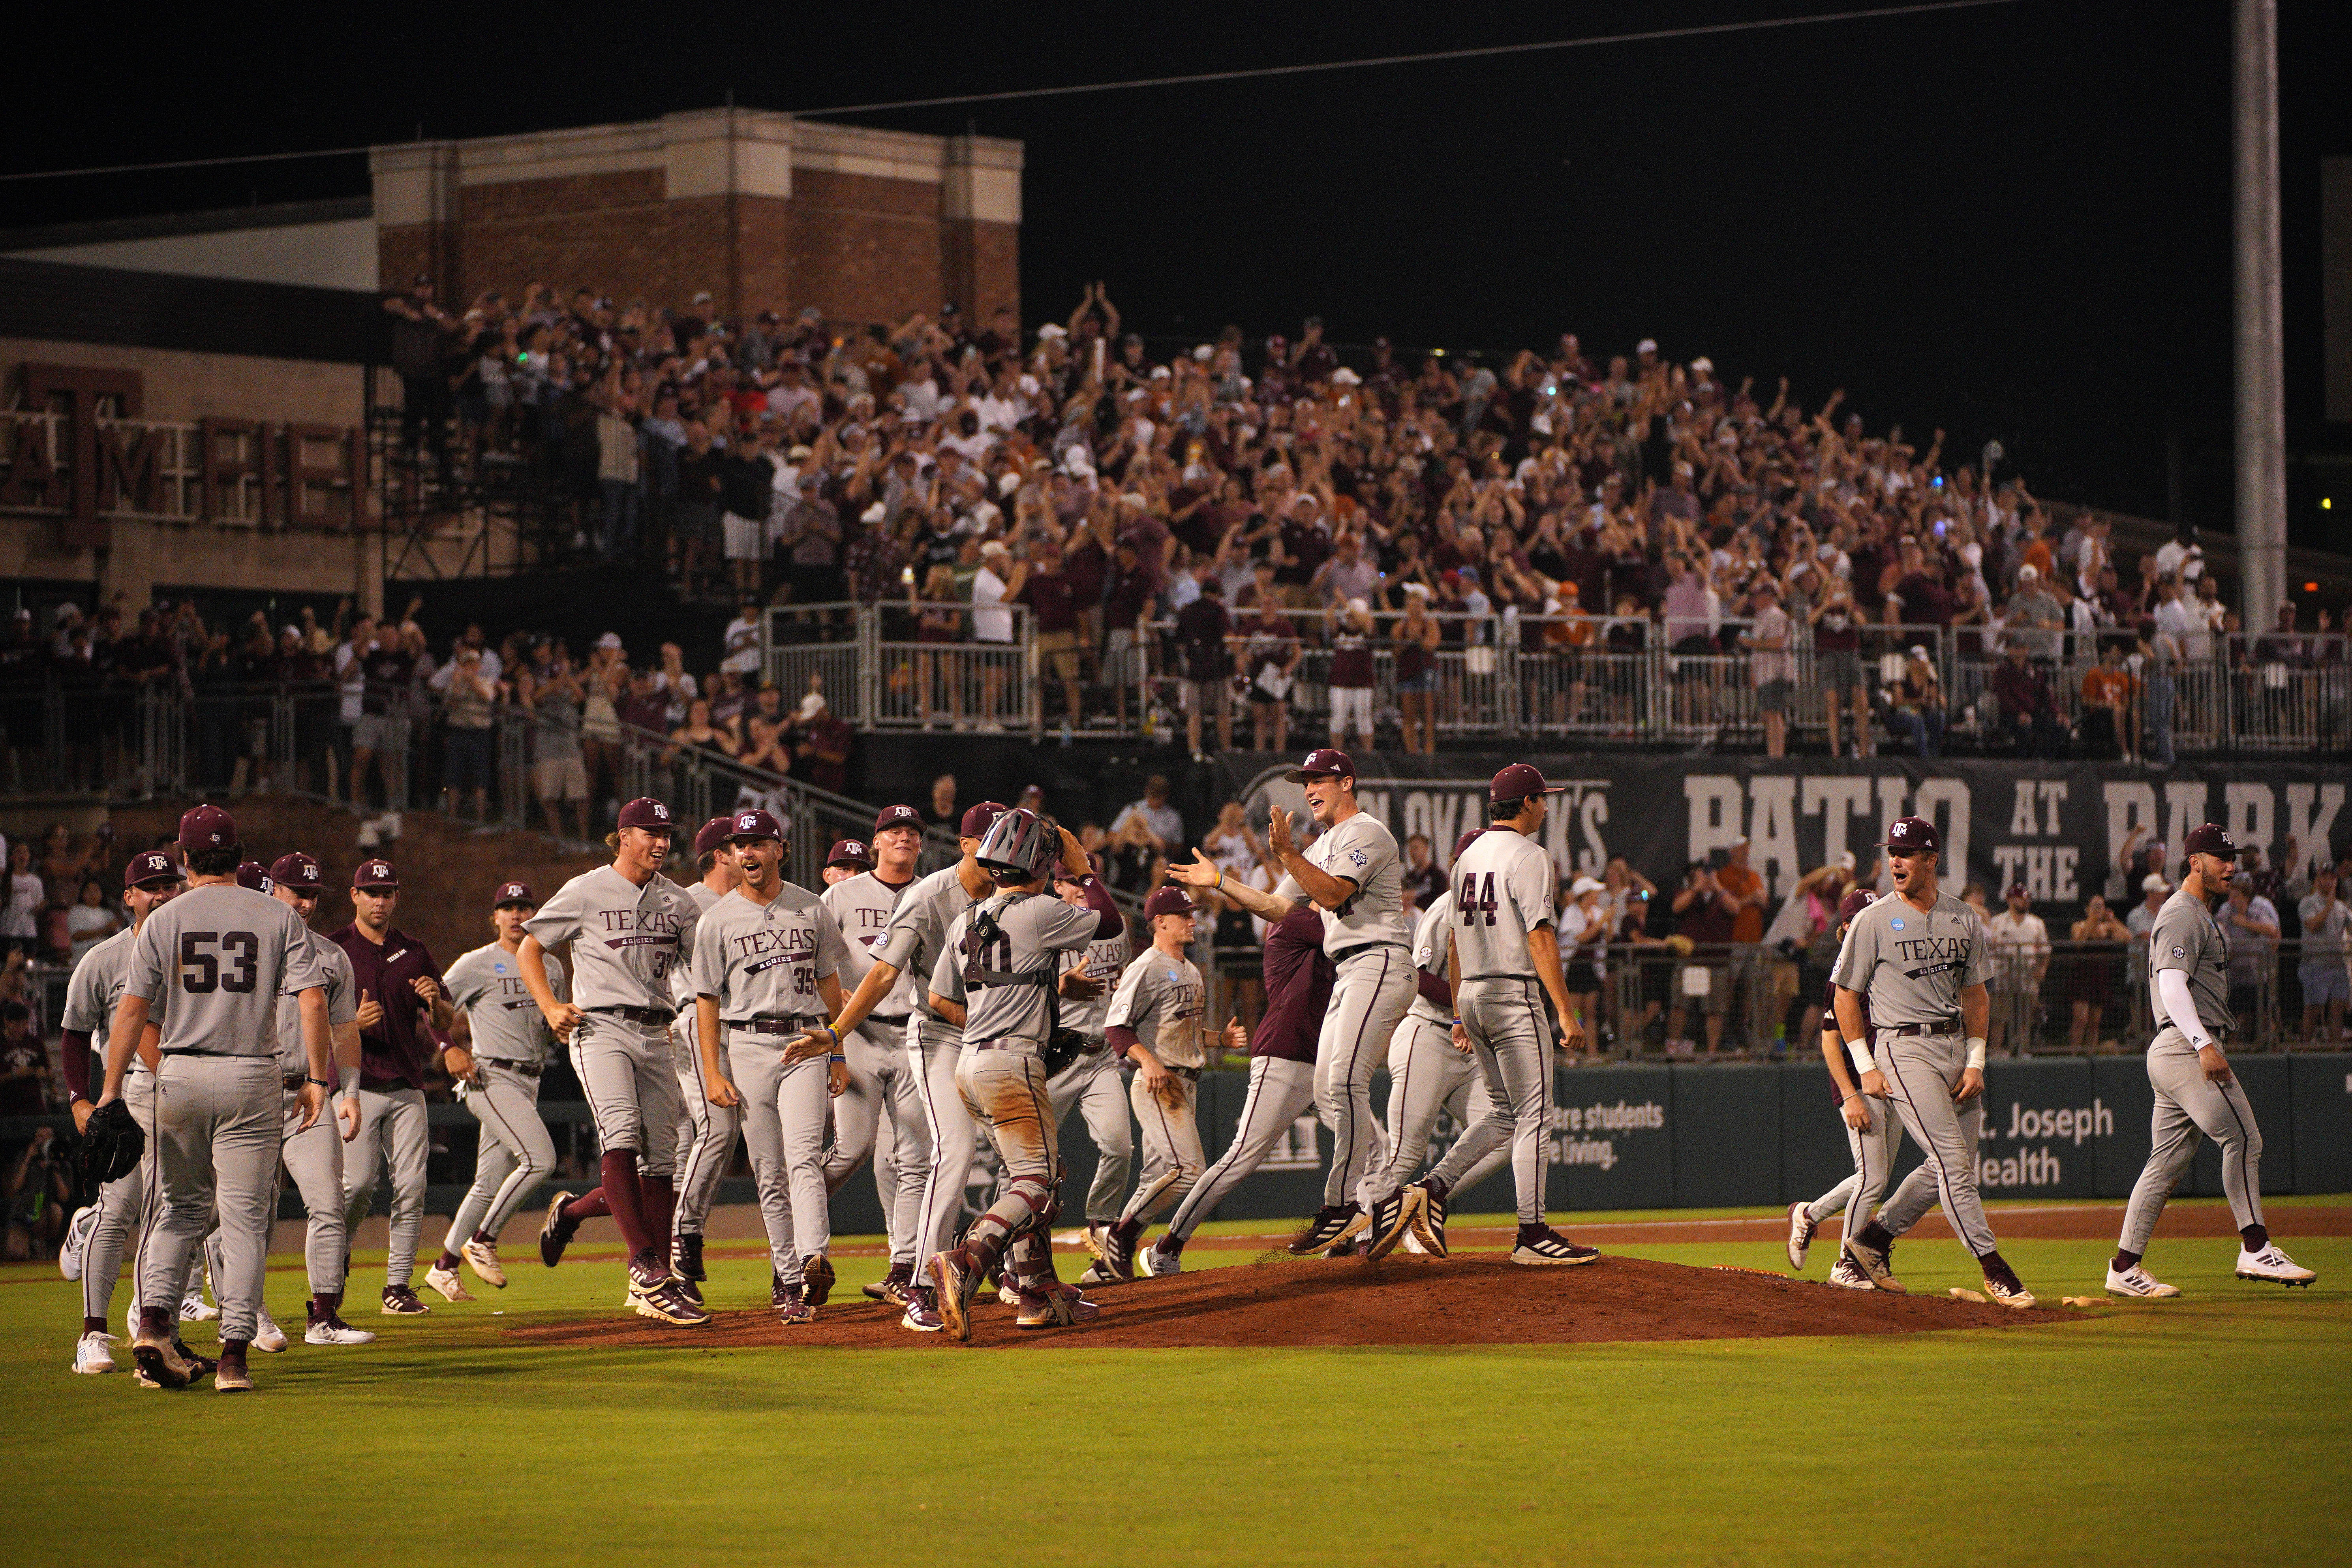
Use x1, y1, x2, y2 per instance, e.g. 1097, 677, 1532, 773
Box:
122, 884, 326, 1055
1831, 890, 1988, 1026
1105, 946, 1207, 1069
2148, 889, 2232, 1036
670, 879, 727, 1009
272, 931, 358, 1074
692, 882, 852, 1022
1058, 926, 1132, 1039
929, 892, 1106, 1048
524, 864, 702, 1013
822, 869, 925, 1016
1407, 892, 1456, 1026
1448, 829, 1557, 980
443, 941, 568, 1065
1275, 810, 1410, 956
872, 863, 976, 1025
64, 924, 160, 1082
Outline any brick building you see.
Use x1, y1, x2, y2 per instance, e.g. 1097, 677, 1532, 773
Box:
374, 109, 1023, 326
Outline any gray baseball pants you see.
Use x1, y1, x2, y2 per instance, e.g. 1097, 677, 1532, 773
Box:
1871, 1028, 1999, 1257
342, 1085, 430, 1289
672, 1025, 739, 1234
1318, 946, 1414, 1211
2118, 1029, 2265, 1257
445, 1064, 555, 1252
141, 1056, 281, 1346
571, 1012, 683, 1176
909, 1021, 978, 1277
728, 1029, 834, 1281
1165, 1056, 1316, 1243
84, 1070, 156, 1324
1118, 1072, 1203, 1228
1048, 1047, 1134, 1224
1430, 978, 1553, 1226
211, 1086, 349, 1299
1376, 1013, 1509, 1198
822, 1021, 930, 1267
1831, 1089, 1973, 1239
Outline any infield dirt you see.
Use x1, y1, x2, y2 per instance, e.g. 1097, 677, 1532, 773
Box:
507, 1251, 2084, 1352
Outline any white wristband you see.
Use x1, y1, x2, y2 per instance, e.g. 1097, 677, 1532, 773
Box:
1965, 1037, 1988, 1072
1845, 1039, 1876, 1078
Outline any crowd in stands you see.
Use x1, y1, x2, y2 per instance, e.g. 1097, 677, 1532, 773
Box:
377, 273, 2347, 762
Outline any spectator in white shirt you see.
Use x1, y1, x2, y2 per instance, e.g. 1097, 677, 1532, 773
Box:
1111, 775, 1183, 853
1984, 885, 2051, 1057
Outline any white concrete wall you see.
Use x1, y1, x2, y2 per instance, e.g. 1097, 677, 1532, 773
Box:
5, 219, 379, 292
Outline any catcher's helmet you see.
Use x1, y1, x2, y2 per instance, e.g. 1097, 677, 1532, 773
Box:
975, 807, 1059, 884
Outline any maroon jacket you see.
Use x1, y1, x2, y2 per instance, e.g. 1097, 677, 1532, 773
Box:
1253, 907, 1336, 1064
330, 924, 444, 1092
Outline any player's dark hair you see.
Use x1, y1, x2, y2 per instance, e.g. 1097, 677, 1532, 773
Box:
184, 845, 240, 877
1490, 796, 1529, 822
698, 851, 718, 873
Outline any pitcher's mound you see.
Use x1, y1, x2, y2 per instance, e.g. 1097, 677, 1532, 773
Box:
506, 1253, 2077, 1351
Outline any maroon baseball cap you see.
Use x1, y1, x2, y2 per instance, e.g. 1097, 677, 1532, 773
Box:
1144, 886, 1198, 920
959, 801, 1009, 839
874, 803, 925, 836
618, 797, 676, 833
178, 803, 238, 851
1882, 816, 1940, 855
2184, 822, 2241, 859
693, 815, 734, 860
1286, 747, 1354, 783
1490, 763, 1566, 802
1836, 888, 1875, 924
1452, 829, 1485, 862
492, 881, 537, 908
827, 838, 875, 869
725, 807, 786, 845
353, 858, 399, 890
2006, 883, 2030, 901
268, 853, 324, 892
234, 860, 272, 892
123, 850, 180, 890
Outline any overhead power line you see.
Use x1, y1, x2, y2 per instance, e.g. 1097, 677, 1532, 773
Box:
0, 0, 2023, 185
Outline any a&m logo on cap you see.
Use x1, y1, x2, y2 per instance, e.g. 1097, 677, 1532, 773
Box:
651, 802, 669, 820
738, 812, 760, 832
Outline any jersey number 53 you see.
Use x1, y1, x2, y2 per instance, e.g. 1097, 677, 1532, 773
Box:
180, 931, 259, 993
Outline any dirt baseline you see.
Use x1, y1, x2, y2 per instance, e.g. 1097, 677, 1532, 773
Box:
506, 1253, 2081, 1352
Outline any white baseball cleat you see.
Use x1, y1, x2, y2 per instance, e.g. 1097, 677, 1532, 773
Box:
303, 1316, 377, 1346
72, 1330, 118, 1375
1785, 1202, 1816, 1271
2104, 1264, 2181, 1299
2235, 1245, 2316, 1286
1826, 1253, 1875, 1289
1138, 1242, 1183, 1277
1982, 1277, 2037, 1310
60, 1204, 98, 1281
461, 1237, 508, 1288
424, 1264, 477, 1303
179, 1289, 220, 1322
252, 1310, 290, 1352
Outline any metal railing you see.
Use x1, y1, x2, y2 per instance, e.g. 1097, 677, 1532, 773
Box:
760, 600, 1041, 737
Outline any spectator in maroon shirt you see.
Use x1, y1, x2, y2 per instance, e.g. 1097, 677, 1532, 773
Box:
1992, 642, 2066, 760
1016, 536, 1085, 725
1275, 496, 1331, 605
789, 690, 853, 792
1175, 578, 1233, 757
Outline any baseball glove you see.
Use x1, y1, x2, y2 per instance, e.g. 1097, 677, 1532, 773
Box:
80, 1098, 143, 1186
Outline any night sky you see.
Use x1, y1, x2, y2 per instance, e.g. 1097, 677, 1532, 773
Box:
8, 2, 2347, 545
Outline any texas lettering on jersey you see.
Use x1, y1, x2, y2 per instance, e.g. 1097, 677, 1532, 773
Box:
596, 909, 688, 946
731, 927, 819, 973
1893, 931, 1974, 978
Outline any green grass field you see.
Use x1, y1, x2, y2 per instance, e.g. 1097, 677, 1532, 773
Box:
8, 1198, 2346, 1567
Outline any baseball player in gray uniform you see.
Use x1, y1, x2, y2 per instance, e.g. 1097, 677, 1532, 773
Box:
426, 881, 567, 1296
1390, 766, 1595, 1266
214, 853, 371, 1348
1168, 747, 1412, 1256
1086, 886, 1227, 1283
693, 807, 853, 1323
1362, 832, 1510, 1260
1832, 815, 2034, 1307
520, 797, 708, 1327
819, 807, 935, 1308
96, 805, 332, 1392
1786, 887, 1889, 1288
668, 816, 741, 1304
1047, 864, 1137, 1264
922, 809, 1123, 1341
62, 851, 182, 1374
798, 800, 1006, 1332
2108, 822, 2316, 1296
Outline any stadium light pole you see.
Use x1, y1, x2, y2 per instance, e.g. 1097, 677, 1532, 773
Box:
2234, 0, 2285, 633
